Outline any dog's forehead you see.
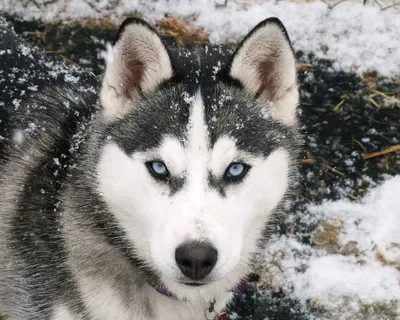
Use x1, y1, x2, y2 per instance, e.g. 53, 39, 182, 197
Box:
108, 92, 290, 162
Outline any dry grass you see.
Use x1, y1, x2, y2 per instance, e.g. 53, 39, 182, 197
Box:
364, 145, 400, 160
155, 16, 209, 45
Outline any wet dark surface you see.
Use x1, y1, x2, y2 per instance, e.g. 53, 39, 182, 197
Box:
1, 15, 399, 320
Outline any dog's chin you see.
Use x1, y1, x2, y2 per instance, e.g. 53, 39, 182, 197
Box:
154, 260, 250, 300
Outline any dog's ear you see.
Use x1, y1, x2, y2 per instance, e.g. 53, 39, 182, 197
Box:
100, 18, 174, 120
229, 18, 298, 125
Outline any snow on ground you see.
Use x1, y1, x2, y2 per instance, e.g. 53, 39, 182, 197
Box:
1, 0, 400, 77
261, 175, 400, 319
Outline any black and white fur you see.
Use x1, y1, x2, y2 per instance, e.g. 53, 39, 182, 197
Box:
0, 17, 300, 320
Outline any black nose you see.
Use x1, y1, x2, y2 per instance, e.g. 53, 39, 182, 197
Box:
175, 242, 218, 280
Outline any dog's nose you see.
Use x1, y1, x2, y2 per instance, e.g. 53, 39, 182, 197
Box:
175, 242, 218, 280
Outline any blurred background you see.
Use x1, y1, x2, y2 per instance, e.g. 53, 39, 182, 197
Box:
1, 1, 399, 319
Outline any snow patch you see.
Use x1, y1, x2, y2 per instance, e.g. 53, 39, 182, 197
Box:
263, 175, 400, 318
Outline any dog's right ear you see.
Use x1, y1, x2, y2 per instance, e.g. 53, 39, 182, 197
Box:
100, 18, 174, 120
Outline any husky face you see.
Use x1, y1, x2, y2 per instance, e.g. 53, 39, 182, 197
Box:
96, 18, 299, 299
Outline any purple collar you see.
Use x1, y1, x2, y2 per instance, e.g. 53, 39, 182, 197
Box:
152, 284, 181, 300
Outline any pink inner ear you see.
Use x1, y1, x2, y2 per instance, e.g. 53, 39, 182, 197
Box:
120, 52, 145, 98
256, 41, 288, 102
258, 58, 281, 102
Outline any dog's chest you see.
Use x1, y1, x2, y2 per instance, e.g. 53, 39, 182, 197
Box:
51, 292, 232, 320
51, 277, 233, 320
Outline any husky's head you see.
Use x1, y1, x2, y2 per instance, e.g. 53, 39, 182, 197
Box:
95, 17, 299, 300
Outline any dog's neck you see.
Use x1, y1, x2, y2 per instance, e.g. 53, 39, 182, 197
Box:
148, 281, 247, 320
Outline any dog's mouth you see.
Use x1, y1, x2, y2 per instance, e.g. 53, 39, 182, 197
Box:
181, 282, 205, 287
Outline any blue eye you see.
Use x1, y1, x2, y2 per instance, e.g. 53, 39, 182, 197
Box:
225, 163, 249, 181
147, 161, 169, 179
228, 163, 244, 176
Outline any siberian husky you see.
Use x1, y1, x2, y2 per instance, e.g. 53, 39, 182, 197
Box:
0, 16, 300, 320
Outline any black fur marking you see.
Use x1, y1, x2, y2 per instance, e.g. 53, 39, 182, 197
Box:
208, 172, 226, 197
168, 176, 186, 196
106, 86, 190, 153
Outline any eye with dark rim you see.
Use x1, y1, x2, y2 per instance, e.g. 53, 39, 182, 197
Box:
224, 163, 250, 182
146, 161, 170, 180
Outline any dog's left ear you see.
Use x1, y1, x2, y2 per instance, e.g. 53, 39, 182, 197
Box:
100, 18, 174, 120
229, 18, 298, 125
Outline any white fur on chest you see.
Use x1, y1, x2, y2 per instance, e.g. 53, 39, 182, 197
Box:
52, 282, 232, 320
